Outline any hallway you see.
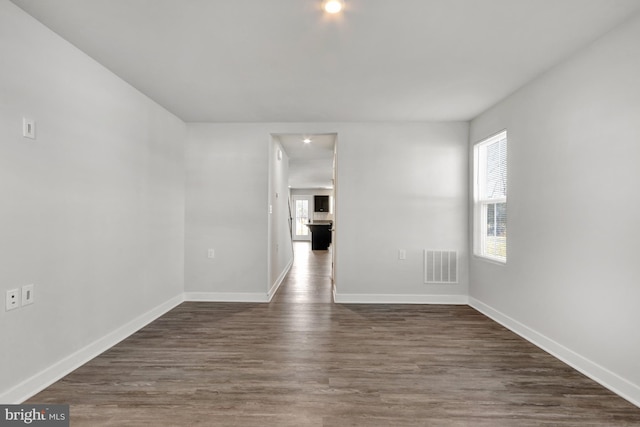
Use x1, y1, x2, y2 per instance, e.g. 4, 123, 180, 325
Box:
271, 241, 333, 304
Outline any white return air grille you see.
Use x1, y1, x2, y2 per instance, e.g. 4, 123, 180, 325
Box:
424, 250, 458, 284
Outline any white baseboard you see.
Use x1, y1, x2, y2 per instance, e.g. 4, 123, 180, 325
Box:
334, 293, 469, 305
469, 297, 640, 408
7, 291, 636, 410
1, 293, 185, 404
184, 292, 269, 303
268, 257, 294, 301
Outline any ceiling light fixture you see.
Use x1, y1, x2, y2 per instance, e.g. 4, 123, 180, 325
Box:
303, 138, 312, 144
322, 0, 344, 14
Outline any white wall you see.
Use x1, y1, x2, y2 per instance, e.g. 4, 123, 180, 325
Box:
469, 13, 640, 405
290, 188, 335, 198
268, 136, 294, 297
0, 0, 186, 402
184, 124, 269, 300
184, 122, 469, 304
336, 123, 470, 303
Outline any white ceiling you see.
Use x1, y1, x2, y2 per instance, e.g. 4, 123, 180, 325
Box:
274, 134, 336, 189
14, 1, 639, 190
11, 0, 640, 123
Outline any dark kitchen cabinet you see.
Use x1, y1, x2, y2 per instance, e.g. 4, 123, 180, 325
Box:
314, 195, 330, 212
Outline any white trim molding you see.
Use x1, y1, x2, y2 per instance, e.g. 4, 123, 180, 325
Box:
1, 293, 185, 404
268, 257, 294, 301
469, 297, 640, 408
334, 293, 468, 305
7, 292, 637, 410
184, 292, 269, 303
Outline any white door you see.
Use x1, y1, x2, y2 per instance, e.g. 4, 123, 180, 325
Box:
292, 196, 312, 241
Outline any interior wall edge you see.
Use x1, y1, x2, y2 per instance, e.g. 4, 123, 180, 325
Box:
469, 297, 640, 409
333, 293, 469, 305
0, 293, 185, 404
183, 292, 270, 303
268, 258, 294, 301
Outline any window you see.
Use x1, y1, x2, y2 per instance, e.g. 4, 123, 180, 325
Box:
474, 130, 507, 262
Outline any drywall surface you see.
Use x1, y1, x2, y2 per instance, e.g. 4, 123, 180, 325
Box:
185, 124, 270, 298
0, 0, 185, 400
185, 122, 469, 303
269, 136, 294, 295
469, 13, 640, 404
336, 122, 470, 302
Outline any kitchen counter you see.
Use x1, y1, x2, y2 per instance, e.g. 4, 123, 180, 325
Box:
306, 222, 332, 250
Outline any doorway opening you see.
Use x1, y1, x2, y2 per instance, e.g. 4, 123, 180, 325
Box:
268, 133, 338, 300
270, 241, 333, 304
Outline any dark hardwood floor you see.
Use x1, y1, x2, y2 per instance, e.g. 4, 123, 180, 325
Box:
29, 241, 640, 426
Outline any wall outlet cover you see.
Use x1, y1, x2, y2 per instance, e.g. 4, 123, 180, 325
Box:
6, 289, 20, 311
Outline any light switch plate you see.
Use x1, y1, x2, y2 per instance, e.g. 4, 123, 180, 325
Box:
22, 284, 34, 306
23, 118, 35, 139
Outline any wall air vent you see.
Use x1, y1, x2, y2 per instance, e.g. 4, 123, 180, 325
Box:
424, 250, 458, 284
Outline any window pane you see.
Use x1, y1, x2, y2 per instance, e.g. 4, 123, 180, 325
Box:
295, 200, 309, 236
486, 138, 507, 199
475, 130, 507, 262
485, 202, 506, 258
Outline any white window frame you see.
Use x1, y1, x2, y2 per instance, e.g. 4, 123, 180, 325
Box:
473, 130, 507, 263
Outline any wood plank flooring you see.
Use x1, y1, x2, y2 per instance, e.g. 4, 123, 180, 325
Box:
29, 242, 640, 426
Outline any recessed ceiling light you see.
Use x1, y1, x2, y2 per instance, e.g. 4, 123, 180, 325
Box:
322, 0, 344, 14
303, 138, 312, 144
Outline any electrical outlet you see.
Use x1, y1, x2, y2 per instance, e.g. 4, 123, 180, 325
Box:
398, 249, 407, 260
207, 249, 215, 259
22, 284, 34, 306
6, 289, 20, 311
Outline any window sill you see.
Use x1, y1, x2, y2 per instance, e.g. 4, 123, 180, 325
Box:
473, 254, 506, 266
